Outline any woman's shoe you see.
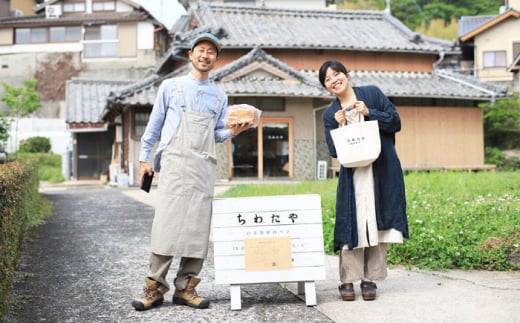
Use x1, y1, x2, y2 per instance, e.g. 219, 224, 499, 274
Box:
360, 281, 377, 301
338, 283, 355, 301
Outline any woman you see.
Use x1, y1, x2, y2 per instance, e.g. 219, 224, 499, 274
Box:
319, 60, 408, 301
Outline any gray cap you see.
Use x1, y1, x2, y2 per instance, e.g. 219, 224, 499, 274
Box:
190, 32, 222, 55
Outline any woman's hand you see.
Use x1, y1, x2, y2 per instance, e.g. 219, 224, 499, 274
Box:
335, 109, 346, 126
353, 101, 370, 116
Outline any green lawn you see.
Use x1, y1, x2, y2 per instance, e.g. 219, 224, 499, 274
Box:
219, 171, 520, 271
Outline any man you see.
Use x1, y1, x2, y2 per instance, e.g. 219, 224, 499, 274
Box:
132, 32, 252, 311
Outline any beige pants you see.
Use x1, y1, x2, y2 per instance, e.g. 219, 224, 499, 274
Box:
340, 243, 388, 283
147, 253, 204, 294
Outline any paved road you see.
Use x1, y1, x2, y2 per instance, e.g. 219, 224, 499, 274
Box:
8, 186, 331, 323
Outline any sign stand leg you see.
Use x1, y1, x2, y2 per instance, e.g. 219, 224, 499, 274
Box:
230, 285, 242, 310
301, 281, 316, 306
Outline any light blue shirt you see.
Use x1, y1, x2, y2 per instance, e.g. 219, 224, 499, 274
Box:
139, 73, 233, 171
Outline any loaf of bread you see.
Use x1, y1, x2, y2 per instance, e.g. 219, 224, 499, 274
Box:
226, 104, 261, 128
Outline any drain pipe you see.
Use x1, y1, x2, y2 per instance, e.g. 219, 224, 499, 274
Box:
434, 70, 497, 105
313, 104, 329, 180
433, 51, 445, 70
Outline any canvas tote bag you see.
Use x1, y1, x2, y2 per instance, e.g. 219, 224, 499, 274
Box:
330, 114, 381, 168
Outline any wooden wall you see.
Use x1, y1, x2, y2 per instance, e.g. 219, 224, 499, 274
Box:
396, 106, 485, 168
217, 49, 437, 72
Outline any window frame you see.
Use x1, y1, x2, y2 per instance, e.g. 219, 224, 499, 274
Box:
234, 97, 285, 112
132, 109, 151, 140
92, 0, 116, 12
482, 50, 507, 68
83, 24, 119, 59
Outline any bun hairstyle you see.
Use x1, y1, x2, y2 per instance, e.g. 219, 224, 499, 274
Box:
318, 60, 349, 88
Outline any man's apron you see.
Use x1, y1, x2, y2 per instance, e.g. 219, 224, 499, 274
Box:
150, 82, 221, 258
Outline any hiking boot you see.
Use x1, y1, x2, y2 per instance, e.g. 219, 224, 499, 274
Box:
172, 276, 209, 309
360, 281, 377, 301
131, 278, 164, 311
339, 283, 355, 301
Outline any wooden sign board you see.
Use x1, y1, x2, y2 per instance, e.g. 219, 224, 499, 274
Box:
212, 194, 326, 310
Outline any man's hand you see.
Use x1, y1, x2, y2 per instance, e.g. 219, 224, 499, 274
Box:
230, 122, 253, 136
139, 162, 153, 185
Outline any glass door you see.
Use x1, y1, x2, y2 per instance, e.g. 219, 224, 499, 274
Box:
261, 122, 290, 178
230, 127, 258, 178
229, 118, 293, 180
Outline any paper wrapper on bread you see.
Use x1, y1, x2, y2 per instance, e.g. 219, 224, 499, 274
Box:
226, 104, 262, 128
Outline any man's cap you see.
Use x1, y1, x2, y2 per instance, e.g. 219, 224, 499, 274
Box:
190, 33, 222, 55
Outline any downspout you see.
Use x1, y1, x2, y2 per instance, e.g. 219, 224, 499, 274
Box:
433, 51, 445, 70
434, 70, 497, 105
313, 105, 328, 180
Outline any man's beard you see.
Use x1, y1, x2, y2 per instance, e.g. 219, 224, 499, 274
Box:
193, 61, 213, 73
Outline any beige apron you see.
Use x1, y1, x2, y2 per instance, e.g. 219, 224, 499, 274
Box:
151, 81, 222, 258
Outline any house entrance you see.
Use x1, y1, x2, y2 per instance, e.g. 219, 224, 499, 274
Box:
229, 118, 293, 180
76, 129, 113, 179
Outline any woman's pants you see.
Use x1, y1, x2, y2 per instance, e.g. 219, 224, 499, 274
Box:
340, 243, 388, 283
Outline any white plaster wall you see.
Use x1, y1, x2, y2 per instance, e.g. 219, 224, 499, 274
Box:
5, 117, 72, 155
137, 22, 154, 50
475, 18, 520, 82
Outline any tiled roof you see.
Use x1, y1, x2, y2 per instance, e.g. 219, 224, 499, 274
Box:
0, 12, 149, 27
459, 9, 520, 41
102, 47, 508, 122
343, 70, 509, 99
66, 79, 134, 124
170, 3, 457, 54
458, 15, 496, 38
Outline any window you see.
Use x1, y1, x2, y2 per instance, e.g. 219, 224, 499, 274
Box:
15, 28, 45, 43
513, 42, 520, 58
63, 0, 85, 13
15, 26, 82, 44
133, 112, 150, 139
483, 51, 506, 68
92, 0, 115, 11
49, 26, 82, 42
234, 97, 284, 111
83, 25, 118, 58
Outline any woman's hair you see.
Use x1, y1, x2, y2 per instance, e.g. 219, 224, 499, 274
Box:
318, 60, 349, 88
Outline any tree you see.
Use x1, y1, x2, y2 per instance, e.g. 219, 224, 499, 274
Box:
0, 80, 42, 154
340, 0, 503, 31
481, 93, 520, 149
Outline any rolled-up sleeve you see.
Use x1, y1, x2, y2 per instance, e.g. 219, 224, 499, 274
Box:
214, 94, 233, 143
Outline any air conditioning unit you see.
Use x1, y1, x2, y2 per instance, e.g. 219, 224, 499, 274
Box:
11, 9, 24, 17
317, 160, 327, 180
45, 5, 62, 18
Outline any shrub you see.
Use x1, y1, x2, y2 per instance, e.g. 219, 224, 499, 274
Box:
484, 147, 504, 167
0, 159, 52, 319
18, 137, 51, 153
17, 153, 64, 183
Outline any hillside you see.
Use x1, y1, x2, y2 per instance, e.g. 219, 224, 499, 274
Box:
337, 0, 503, 41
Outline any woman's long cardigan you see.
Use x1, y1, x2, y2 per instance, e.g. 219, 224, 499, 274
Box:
323, 85, 409, 252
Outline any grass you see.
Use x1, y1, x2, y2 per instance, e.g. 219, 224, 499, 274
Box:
16, 152, 65, 183
219, 171, 520, 271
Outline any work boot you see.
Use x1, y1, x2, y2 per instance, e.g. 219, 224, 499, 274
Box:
172, 276, 209, 309
131, 278, 164, 311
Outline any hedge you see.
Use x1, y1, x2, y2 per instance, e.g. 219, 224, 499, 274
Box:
0, 159, 39, 318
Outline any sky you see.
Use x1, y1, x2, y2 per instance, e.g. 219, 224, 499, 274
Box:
133, 0, 187, 29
